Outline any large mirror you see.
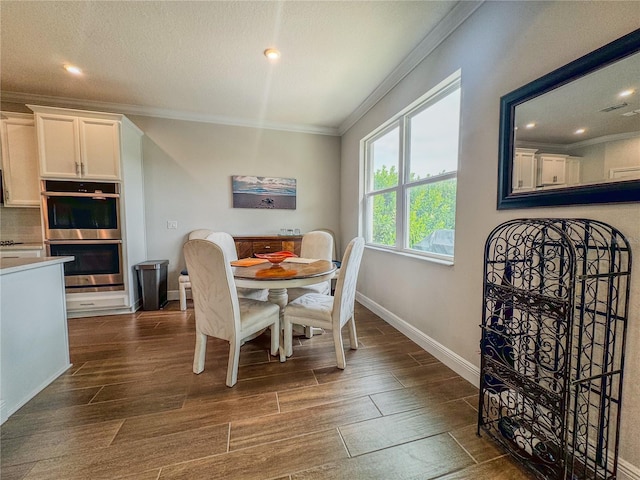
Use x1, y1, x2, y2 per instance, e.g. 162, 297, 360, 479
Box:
498, 29, 640, 209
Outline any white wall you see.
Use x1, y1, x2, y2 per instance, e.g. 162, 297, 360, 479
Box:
129, 116, 341, 291
341, 1, 640, 473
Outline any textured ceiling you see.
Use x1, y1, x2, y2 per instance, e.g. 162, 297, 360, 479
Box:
0, 1, 477, 135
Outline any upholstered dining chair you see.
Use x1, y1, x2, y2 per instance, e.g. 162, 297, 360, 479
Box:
179, 229, 214, 310
205, 231, 268, 302
183, 239, 280, 387
286, 230, 334, 303
283, 237, 365, 369
179, 230, 268, 310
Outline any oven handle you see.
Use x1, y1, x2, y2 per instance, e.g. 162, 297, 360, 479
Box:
46, 239, 123, 245
42, 191, 120, 199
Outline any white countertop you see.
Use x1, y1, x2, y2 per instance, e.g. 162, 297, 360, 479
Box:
0, 256, 73, 275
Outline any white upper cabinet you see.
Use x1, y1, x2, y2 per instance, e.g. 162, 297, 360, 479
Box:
29, 106, 121, 181
513, 148, 537, 192
0, 113, 40, 207
538, 154, 567, 186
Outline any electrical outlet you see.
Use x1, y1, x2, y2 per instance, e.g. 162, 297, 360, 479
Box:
167, 220, 178, 230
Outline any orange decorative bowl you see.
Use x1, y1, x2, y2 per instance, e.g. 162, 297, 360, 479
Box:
255, 252, 294, 264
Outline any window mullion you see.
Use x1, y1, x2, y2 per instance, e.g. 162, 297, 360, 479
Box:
396, 119, 406, 249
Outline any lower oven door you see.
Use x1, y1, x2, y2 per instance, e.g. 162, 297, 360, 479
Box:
47, 240, 124, 292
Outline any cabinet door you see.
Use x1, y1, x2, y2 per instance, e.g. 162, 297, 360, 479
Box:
513, 151, 536, 191
36, 114, 81, 178
566, 157, 581, 185
79, 119, 121, 180
282, 239, 302, 256
539, 155, 566, 185
0, 117, 40, 206
235, 241, 253, 259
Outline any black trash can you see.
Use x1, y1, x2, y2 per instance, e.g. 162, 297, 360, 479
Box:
135, 260, 169, 310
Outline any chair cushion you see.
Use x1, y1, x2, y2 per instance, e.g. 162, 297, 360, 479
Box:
239, 298, 279, 332
285, 293, 334, 326
286, 282, 330, 303
180, 269, 189, 275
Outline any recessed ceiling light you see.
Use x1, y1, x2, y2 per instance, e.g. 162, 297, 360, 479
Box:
264, 48, 281, 60
619, 89, 635, 97
525, 122, 536, 129
64, 64, 82, 75
575, 128, 586, 135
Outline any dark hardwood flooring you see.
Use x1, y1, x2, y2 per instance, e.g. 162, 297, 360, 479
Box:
1, 301, 534, 480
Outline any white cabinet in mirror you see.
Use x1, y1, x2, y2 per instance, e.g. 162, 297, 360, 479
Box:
513, 149, 582, 193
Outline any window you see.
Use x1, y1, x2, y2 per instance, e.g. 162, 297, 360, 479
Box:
363, 75, 461, 261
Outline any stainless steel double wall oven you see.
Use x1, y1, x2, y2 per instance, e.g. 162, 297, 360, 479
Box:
43, 180, 124, 292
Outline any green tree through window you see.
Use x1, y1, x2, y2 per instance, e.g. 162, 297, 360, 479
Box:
364, 74, 460, 259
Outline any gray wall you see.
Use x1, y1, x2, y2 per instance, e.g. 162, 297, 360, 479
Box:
340, 0, 640, 472
129, 116, 341, 292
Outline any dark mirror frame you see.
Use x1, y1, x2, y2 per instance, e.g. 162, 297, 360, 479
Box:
497, 29, 640, 209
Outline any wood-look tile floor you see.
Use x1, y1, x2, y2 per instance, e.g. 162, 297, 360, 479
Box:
1, 301, 535, 480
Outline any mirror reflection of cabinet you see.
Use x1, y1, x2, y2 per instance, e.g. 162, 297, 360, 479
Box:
565, 157, 581, 186
513, 148, 537, 192
538, 154, 566, 186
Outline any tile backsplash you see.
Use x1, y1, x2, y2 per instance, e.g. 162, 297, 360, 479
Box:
0, 207, 43, 243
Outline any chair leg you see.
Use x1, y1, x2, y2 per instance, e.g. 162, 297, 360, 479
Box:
193, 331, 207, 374
304, 325, 314, 339
347, 315, 358, 350
284, 317, 293, 357
226, 338, 241, 387
270, 318, 280, 356
333, 327, 346, 369
179, 284, 187, 311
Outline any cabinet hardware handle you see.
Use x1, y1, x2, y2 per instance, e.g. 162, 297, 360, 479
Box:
5, 189, 9, 200
80, 303, 95, 306
75, 162, 81, 175
81, 163, 85, 175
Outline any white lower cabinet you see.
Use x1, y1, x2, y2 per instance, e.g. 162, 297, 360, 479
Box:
0, 249, 42, 258
66, 292, 130, 316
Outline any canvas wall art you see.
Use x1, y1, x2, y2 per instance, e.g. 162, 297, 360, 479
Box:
231, 176, 297, 209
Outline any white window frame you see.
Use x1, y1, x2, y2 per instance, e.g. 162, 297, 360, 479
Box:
362, 72, 461, 264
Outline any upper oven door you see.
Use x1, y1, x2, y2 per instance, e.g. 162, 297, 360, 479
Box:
43, 192, 121, 240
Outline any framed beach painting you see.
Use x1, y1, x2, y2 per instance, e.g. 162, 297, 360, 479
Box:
231, 176, 297, 209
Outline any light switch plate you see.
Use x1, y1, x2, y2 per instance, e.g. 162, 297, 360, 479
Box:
167, 220, 178, 229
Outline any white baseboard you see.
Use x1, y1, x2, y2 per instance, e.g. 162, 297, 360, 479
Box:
168, 289, 182, 302
355, 292, 480, 387
619, 457, 640, 480
355, 292, 639, 477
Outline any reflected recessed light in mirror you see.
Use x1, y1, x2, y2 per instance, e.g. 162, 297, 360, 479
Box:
619, 89, 635, 97
574, 128, 586, 134
63, 64, 82, 75
525, 122, 536, 129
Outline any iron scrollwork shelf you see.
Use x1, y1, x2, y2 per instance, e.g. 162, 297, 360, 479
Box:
478, 219, 631, 480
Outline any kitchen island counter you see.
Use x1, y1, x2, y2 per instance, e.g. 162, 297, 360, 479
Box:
1, 255, 73, 424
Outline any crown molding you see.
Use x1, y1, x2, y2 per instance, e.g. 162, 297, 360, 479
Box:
1, 91, 340, 136
2, 1, 481, 139
338, 1, 483, 136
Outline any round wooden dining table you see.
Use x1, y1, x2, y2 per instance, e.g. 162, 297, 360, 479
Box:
233, 259, 336, 361
232, 259, 336, 312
